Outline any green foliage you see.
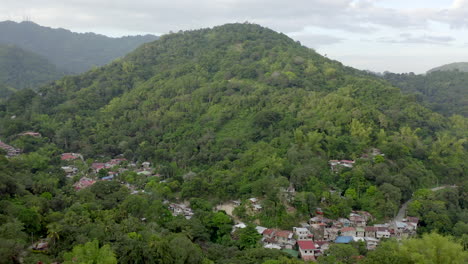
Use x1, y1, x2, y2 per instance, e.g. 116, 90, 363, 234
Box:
384, 71, 468, 116
0, 23, 466, 264
238, 224, 262, 249
318, 243, 359, 264
0, 21, 158, 74
0, 44, 64, 92
364, 233, 468, 264
63, 240, 117, 264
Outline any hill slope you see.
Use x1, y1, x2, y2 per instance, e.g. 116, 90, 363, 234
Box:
383, 71, 468, 117
428, 62, 468, 73
0, 20, 158, 73
0, 23, 466, 222
0, 44, 64, 94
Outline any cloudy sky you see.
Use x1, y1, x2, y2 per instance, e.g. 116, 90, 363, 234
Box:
1, 0, 467, 73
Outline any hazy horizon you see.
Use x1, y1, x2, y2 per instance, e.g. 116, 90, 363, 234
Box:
1, 0, 467, 73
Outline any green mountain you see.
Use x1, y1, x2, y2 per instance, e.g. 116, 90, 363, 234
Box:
0, 44, 64, 95
0, 20, 158, 73
383, 71, 468, 117
1, 23, 466, 218
0, 23, 467, 263
428, 62, 468, 73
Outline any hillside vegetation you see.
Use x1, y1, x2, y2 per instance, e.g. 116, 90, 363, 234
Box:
0, 44, 64, 95
383, 71, 468, 117
0, 23, 466, 263
0, 20, 158, 73
428, 62, 468, 73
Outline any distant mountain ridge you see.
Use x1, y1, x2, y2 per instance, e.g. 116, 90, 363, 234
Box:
383, 71, 468, 117
0, 20, 158, 73
0, 44, 64, 95
428, 62, 468, 73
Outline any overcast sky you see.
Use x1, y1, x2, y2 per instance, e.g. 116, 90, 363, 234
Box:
1, 0, 467, 73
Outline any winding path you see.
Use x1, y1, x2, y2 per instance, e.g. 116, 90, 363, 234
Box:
393, 185, 458, 222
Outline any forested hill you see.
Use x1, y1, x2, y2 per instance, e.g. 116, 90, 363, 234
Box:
0, 44, 64, 95
0, 20, 158, 73
383, 71, 468, 117
428, 62, 468, 73
1, 23, 466, 219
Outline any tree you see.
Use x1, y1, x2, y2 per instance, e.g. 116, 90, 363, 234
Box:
238, 225, 261, 249
400, 232, 467, 264
63, 240, 117, 264
319, 244, 359, 264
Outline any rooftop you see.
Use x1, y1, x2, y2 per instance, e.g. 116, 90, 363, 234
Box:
297, 240, 316, 250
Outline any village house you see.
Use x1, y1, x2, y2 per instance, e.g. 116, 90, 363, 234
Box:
32, 240, 49, 251
261, 229, 296, 249
92, 162, 106, 172
61, 166, 78, 177
73, 177, 96, 190
356, 211, 374, 222
376, 226, 391, 239
323, 226, 339, 241
256, 226, 267, 234
262, 228, 276, 240
309, 215, 332, 225
297, 240, 316, 261
293, 227, 312, 241
274, 230, 296, 249
313, 241, 330, 257
61, 153, 82, 161
364, 226, 377, 238
338, 218, 351, 227
0, 141, 21, 157
142, 161, 151, 168
19, 131, 41, 137
106, 158, 127, 167
364, 237, 379, 250
341, 227, 356, 237
356, 227, 365, 237
101, 171, 119, 181
232, 223, 246, 233
349, 213, 367, 227
335, 236, 354, 244
310, 224, 325, 241
248, 197, 263, 211
329, 160, 355, 172
168, 203, 194, 219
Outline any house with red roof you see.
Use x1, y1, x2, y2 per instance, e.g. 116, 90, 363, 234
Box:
0, 141, 21, 157
61, 153, 82, 161
73, 177, 96, 190
92, 163, 106, 172
341, 227, 356, 237
274, 230, 295, 246
364, 226, 377, 238
297, 240, 316, 261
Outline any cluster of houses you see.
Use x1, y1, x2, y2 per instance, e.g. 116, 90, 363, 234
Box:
234, 210, 419, 261
168, 203, 194, 219
329, 148, 384, 172
91, 158, 127, 173
0, 140, 21, 157
61, 153, 157, 192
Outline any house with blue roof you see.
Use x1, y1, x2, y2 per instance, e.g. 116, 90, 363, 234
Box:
335, 236, 353, 244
